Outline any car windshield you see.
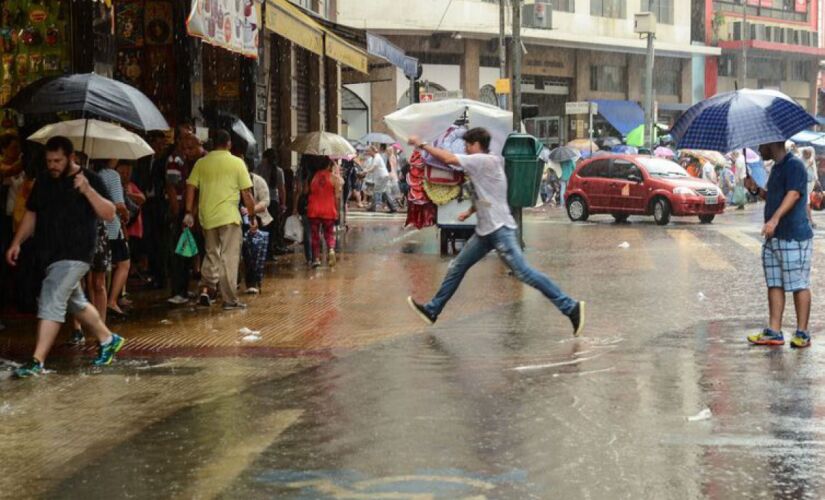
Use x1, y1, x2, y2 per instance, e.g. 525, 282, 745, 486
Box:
639, 158, 689, 178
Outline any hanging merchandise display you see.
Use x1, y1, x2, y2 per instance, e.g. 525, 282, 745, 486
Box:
112, 0, 178, 125
186, 0, 260, 59
0, 0, 71, 106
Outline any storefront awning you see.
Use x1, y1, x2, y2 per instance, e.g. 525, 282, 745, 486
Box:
325, 32, 369, 74
266, 0, 325, 55
590, 99, 644, 136
367, 33, 419, 79
265, 0, 368, 73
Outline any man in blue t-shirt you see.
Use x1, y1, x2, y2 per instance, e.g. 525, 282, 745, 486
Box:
745, 141, 814, 348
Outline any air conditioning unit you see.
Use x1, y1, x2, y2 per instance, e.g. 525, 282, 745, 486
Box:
522, 0, 552, 30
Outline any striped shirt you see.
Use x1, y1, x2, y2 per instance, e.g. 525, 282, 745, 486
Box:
98, 169, 123, 240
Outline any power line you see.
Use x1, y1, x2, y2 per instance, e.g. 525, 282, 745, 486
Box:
435, 0, 455, 32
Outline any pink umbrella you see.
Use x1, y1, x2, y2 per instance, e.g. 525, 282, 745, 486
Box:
654, 146, 675, 159
726, 148, 760, 162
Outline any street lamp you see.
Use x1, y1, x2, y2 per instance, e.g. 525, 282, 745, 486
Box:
635, 12, 657, 149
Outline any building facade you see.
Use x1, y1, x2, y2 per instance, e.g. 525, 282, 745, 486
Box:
336, 0, 719, 147
696, 0, 824, 113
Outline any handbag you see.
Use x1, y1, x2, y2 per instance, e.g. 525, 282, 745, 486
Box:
284, 215, 303, 243
175, 228, 199, 258
243, 230, 269, 282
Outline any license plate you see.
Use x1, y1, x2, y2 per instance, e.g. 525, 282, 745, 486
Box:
704, 196, 718, 205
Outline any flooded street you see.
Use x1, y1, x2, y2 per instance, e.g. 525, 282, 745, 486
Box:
4, 208, 825, 499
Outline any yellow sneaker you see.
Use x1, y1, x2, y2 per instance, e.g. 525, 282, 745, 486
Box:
328, 249, 336, 268
747, 329, 784, 346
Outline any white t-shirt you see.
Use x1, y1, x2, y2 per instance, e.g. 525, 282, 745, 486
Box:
734, 156, 747, 182
702, 162, 717, 184
456, 153, 517, 236
370, 153, 389, 180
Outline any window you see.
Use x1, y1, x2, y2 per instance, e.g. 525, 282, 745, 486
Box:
790, 60, 811, 82
642, 68, 680, 96
551, 0, 575, 12
712, 1, 808, 23
590, 65, 627, 93
591, 0, 625, 18
750, 57, 785, 81
641, 0, 673, 24
579, 160, 611, 178
610, 161, 641, 180
718, 55, 737, 77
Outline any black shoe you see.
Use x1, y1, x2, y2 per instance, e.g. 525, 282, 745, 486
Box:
198, 289, 214, 307
67, 329, 85, 346
407, 296, 436, 325
568, 301, 586, 337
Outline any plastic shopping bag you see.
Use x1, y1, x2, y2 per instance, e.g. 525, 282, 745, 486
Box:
732, 185, 747, 207
284, 215, 303, 243
175, 228, 199, 258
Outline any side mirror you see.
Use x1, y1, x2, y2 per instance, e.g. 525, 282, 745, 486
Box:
628, 174, 642, 183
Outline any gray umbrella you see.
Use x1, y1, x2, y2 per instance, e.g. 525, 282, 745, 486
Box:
6, 73, 169, 131
202, 109, 257, 155
359, 132, 396, 144
548, 146, 581, 162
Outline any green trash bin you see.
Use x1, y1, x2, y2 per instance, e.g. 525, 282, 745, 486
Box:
503, 133, 544, 208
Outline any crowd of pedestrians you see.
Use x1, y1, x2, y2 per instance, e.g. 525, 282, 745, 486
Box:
0, 120, 376, 377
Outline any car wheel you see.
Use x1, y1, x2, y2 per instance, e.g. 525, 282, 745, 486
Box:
612, 213, 630, 224
653, 198, 671, 226
567, 196, 589, 222
699, 214, 715, 224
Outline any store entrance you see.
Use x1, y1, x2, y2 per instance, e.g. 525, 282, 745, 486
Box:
524, 116, 564, 149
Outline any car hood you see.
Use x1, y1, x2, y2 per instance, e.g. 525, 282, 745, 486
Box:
653, 176, 720, 192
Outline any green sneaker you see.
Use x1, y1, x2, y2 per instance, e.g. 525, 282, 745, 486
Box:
92, 334, 125, 366
747, 328, 784, 346
790, 331, 811, 349
13, 358, 44, 379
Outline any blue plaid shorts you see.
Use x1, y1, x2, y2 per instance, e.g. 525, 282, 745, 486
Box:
762, 238, 813, 292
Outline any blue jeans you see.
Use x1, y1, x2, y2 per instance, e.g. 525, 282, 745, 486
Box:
424, 226, 577, 317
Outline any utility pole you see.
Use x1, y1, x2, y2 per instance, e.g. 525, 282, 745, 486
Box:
740, 0, 748, 89
644, 32, 655, 148
512, 0, 522, 131
499, 0, 507, 109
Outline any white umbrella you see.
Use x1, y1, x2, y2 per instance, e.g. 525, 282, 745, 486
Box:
28, 119, 154, 160
384, 99, 514, 155
289, 131, 356, 156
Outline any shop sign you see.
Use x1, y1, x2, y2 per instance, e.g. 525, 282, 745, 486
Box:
565, 102, 597, 115
187, 0, 260, 59
431, 90, 463, 101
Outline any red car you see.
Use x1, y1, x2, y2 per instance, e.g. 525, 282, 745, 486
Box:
564, 155, 726, 225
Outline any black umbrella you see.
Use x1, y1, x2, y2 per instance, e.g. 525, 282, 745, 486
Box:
548, 146, 581, 162
6, 73, 169, 131
201, 109, 257, 155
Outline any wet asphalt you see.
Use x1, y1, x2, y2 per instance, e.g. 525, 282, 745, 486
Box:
3, 206, 825, 499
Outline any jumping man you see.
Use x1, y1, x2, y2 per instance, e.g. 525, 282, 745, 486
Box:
406, 128, 585, 335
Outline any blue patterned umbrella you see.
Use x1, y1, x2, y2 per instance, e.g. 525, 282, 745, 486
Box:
672, 89, 815, 152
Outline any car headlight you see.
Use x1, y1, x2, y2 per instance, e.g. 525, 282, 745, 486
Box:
673, 187, 698, 196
